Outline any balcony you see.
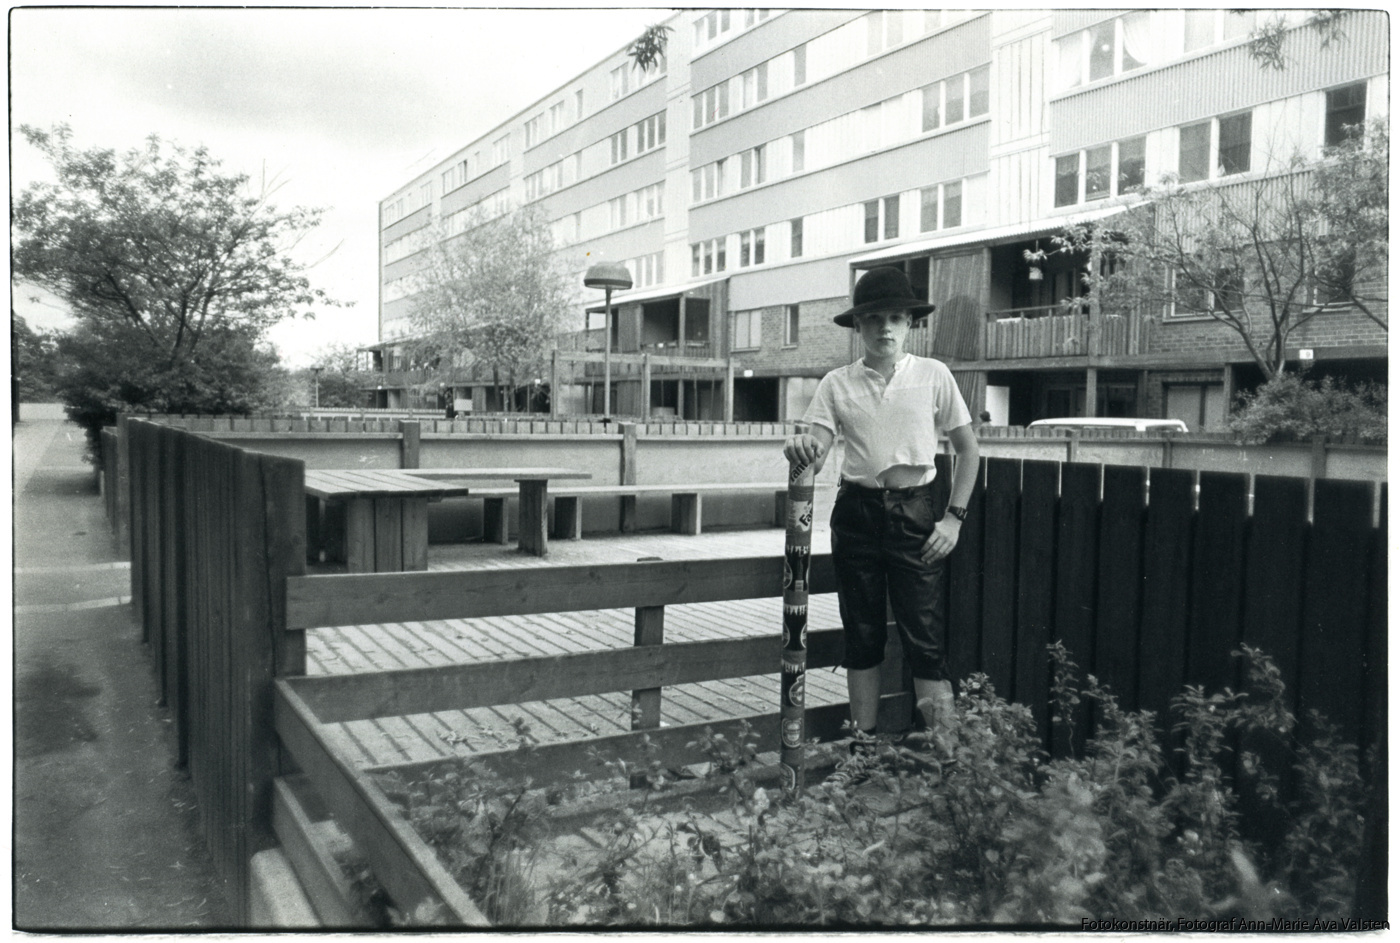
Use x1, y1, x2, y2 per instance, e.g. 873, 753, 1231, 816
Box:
983, 306, 1150, 360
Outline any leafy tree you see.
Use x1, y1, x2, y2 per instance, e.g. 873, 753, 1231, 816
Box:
627, 23, 672, 73
406, 204, 572, 413
12, 124, 340, 448
298, 342, 373, 409
1228, 371, 1387, 444
11, 313, 61, 403
1247, 9, 1350, 71
1048, 125, 1387, 381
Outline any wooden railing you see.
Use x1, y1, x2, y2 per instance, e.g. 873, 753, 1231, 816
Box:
983, 311, 1151, 360
118, 420, 1386, 924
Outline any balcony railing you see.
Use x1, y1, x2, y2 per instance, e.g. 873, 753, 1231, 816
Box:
983, 308, 1150, 360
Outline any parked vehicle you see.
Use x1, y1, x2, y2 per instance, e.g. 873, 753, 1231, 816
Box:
1028, 417, 1189, 433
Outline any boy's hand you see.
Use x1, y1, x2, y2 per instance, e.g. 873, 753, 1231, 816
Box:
921, 516, 961, 563
783, 433, 825, 469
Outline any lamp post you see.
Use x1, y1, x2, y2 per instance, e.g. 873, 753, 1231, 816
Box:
310, 366, 324, 409
583, 262, 633, 420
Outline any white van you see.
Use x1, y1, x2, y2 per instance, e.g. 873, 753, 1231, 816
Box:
1028, 417, 1190, 434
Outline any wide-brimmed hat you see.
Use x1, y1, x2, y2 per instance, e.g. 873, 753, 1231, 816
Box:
834, 266, 935, 328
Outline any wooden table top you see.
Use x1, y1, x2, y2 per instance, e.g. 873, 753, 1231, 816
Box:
303, 468, 591, 499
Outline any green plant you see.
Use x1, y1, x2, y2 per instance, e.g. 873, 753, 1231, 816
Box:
1229, 371, 1387, 444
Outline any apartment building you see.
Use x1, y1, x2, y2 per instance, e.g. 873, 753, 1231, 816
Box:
372, 8, 1388, 429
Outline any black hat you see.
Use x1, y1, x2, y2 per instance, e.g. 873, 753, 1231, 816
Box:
834, 266, 935, 328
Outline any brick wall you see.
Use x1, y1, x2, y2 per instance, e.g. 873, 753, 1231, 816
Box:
731, 295, 855, 377
1152, 306, 1387, 357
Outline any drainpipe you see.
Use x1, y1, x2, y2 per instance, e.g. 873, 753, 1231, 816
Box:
1085, 241, 1102, 418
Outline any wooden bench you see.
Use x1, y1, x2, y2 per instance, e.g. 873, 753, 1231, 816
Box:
466, 482, 805, 540
305, 467, 590, 567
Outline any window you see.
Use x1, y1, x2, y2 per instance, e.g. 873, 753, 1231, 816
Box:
943, 182, 962, 228
920, 186, 939, 231
732, 310, 762, 350
690, 159, 725, 203
1178, 121, 1211, 182
1314, 247, 1357, 305
694, 83, 730, 129
741, 62, 768, 109
1117, 136, 1146, 192
636, 112, 666, 154
793, 43, 807, 85
493, 135, 509, 165
1166, 269, 1210, 319
791, 130, 805, 173
945, 74, 965, 124
1059, 12, 1153, 89
921, 82, 941, 132
863, 196, 898, 243
969, 65, 990, 118
1085, 145, 1112, 201
609, 129, 629, 165
866, 11, 883, 56
784, 305, 800, 346
524, 114, 542, 149
739, 145, 766, 188
1325, 83, 1367, 146
575, 89, 585, 120
441, 158, 469, 193
790, 217, 804, 258
1217, 112, 1251, 175
1183, 10, 1215, 52
1055, 153, 1080, 207
691, 238, 727, 276
610, 63, 632, 101
608, 194, 630, 230
638, 182, 664, 221
549, 101, 566, 134
738, 227, 766, 267
626, 251, 665, 288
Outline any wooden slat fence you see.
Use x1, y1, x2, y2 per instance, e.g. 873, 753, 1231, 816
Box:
118, 413, 1386, 924
133, 411, 797, 437
124, 418, 306, 923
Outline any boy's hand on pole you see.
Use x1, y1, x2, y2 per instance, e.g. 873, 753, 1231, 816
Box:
783, 434, 824, 467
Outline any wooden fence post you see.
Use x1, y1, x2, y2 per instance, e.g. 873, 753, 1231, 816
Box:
399, 420, 421, 469
630, 600, 665, 789
619, 422, 638, 534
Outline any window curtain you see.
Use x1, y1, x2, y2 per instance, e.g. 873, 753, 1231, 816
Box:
1057, 34, 1083, 90
1121, 12, 1154, 69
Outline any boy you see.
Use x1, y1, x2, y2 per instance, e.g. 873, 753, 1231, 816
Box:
784, 266, 980, 746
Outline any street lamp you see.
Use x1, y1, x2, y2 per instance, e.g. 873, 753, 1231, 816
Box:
583, 262, 632, 420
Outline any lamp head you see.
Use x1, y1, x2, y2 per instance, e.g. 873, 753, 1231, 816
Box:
584, 261, 633, 291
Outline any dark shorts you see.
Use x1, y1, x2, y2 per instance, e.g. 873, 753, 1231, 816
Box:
830, 477, 950, 680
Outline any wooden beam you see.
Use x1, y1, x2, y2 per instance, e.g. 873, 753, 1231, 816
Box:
271, 777, 362, 927
286, 554, 838, 629
287, 626, 850, 723
363, 692, 915, 787
273, 682, 489, 926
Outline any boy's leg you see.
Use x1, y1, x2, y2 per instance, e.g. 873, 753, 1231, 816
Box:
847, 666, 882, 732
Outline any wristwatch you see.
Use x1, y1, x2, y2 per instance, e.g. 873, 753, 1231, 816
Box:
946, 505, 968, 523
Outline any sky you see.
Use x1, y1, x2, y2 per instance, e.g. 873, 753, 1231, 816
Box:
9, 4, 672, 367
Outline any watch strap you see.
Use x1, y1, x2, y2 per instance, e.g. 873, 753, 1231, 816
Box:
946, 505, 968, 522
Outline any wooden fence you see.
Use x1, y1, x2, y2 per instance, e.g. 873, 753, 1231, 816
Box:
119, 421, 1386, 923
124, 418, 306, 923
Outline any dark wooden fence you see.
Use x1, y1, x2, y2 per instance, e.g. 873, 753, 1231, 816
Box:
124, 418, 305, 923
118, 418, 1386, 922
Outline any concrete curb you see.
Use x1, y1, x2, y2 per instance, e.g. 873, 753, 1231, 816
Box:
249, 848, 321, 929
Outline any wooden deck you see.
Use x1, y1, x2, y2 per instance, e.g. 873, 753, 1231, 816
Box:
305, 524, 851, 770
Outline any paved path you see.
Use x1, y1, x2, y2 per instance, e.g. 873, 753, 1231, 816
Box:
13, 415, 235, 929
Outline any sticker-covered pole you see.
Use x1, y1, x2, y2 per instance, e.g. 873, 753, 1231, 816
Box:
781, 422, 815, 795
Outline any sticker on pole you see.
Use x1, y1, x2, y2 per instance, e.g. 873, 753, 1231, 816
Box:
787, 674, 806, 707
781, 718, 803, 749
787, 499, 814, 533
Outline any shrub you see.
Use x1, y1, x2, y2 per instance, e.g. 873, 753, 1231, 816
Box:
1229, 371, 1387, 444
380, 647, 1372, 928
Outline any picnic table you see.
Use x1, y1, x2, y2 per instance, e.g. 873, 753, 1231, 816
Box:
304, 467, 591, 570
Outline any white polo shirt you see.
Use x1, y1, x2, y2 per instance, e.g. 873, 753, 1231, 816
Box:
802, 354, 972, 488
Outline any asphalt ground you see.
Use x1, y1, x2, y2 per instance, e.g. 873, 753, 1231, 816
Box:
12, 414, 236, 931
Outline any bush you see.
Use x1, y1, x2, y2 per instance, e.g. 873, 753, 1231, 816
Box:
377, 645, 1373, 928
1229, 372, 1387, 444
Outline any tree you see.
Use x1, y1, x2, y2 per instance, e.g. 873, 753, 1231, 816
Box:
1247, 9, 1350, 71
12, 313, 61, 403
298, 342, 373, 409
406, 204, 573, 413
12, 124, 340, 448
1048, 127, 1387, 382
627, 23, 672, 73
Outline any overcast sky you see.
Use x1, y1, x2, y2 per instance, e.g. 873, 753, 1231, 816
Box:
10, 5, 671, 366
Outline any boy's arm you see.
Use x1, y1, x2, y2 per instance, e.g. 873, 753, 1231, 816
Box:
922, 423, 980, 563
